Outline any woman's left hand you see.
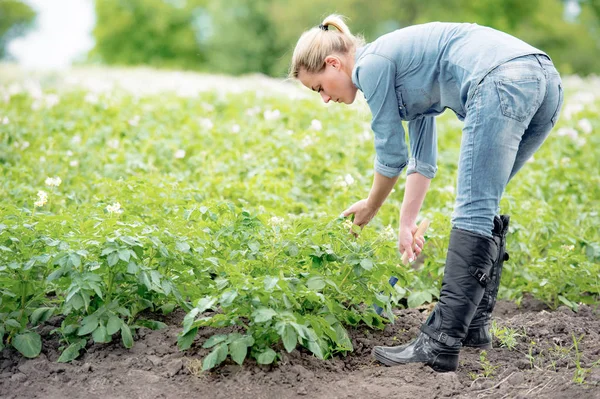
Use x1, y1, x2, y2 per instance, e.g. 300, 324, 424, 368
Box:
398, 223, 425, 263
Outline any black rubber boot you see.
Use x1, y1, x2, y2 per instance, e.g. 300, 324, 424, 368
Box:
463, 215, 510, 349
372, 228, 498, 372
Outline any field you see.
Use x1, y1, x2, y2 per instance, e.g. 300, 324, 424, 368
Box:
0, 65, 599, 398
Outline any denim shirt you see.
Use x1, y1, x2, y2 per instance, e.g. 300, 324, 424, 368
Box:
351, 22, 547, 179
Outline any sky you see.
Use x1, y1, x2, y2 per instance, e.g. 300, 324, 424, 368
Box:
7, 0, 95, 69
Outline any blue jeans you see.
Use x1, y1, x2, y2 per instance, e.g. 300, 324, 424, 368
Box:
452, 54, 564, 237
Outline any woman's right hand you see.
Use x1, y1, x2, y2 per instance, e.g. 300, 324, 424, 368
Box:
341, 199, 379, 230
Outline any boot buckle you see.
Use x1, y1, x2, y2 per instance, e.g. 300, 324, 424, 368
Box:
437, 332, 449, 343
469, 267, 490, 286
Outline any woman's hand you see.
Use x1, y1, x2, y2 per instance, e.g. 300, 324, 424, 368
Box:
398, 223, 425, 263
342, 199, 379, 231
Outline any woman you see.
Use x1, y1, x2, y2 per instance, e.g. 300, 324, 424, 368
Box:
289, 14, 563, 372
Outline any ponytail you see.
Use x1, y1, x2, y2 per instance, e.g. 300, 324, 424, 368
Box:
289, 14, 365, 79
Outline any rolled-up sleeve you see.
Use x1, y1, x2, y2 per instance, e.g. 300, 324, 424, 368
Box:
354, 54, 408, 178
406, 117, 438, 179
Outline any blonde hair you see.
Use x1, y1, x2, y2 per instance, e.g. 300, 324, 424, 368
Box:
288, 14, 365, 79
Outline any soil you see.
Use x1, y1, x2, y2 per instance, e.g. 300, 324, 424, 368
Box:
1, 297, 599, 399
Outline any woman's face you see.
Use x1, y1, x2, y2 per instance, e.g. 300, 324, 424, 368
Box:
298, 55, 358, 104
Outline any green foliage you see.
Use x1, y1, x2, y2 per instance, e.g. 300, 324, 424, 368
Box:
0, 71, 598, 367
0, 0, 36, 59
91, 0, 208, 70
90, 0, 600, 76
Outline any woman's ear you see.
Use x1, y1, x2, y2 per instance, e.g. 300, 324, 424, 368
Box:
324, 55, 341, 69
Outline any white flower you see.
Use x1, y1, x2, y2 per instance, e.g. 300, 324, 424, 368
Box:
560, 157, 571, 165
45, 176, 62, 187
527, 156, 535, 163
563, 103, 584, 120
242, 152, 253, 161
40, 156, 46, 163
66, 150, 74, 157
557, 127, 578, 140
442, 185, 455, 194
231, 124, 241, 134
310, 119, 323, 131
577, 118, 592, 134
71, 135, 82, 144
2, 116, 8, 125
34, 190, 48, 207
128, 115, 140, 126
246, 106, 260, 117
263, 109, 280, 121
269, 216, 284, 225
344, 174, 355, 186
69, 160, 79, 167
199, 118, 214, 130
45, 94, 60, 108
174, 149, 186, 159
21, 141, 30, 150
106, 202, 122, 214
301, 136, 314, 148
108, 139, 119, 149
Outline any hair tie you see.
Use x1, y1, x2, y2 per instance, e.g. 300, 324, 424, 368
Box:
318, 24, 328, 31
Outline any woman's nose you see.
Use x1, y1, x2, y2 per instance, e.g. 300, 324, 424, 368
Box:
320, 92, 331, 103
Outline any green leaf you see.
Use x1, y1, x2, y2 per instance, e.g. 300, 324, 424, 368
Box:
120, 324, 134, 348
118, 249, 131, 263
57, 340, 86, 363
176, 241, 190, 252
196, 296, 217, 313
30, 307, 56, 326
360, 258, 374, 270
182, 308, 199, 334
4, 319, 21, 329
264, 276, 279, 291
306, 276, 326, 290
12, 332, 42, 358
282, 325, 297, 353
177, 327, 198, 351
77, 319, 99, 336
202, 343, 228, 371
229, 339, 248, 365
93, 325, 111, 343
137, 320, 167, 330
252, 307, 277, 323
202, 334, 228, 348
220, 290, 238, 307
107, 251, 119, 266
256, 348, 277, 365
407, 291, 433, 308
106, 315, 122, 335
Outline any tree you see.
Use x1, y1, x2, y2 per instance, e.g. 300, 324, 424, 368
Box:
0, 0, 36, 60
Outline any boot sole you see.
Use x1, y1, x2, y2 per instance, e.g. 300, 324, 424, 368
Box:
372, 347, 459, 372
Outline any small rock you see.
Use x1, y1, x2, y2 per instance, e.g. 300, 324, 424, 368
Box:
166, 359, 183, 377
557, 306, 573, 315
81, 363, 92, 373
147, 355, 162, 367
515, 359, 531, 370
11, 372, 27, 382
297, 386, 308, 396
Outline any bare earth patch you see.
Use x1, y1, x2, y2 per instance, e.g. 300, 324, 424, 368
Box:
1, 298, 599, 399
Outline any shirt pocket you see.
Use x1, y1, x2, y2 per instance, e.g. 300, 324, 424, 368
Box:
397, 86, 431, 120
395, 87, 407, 119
